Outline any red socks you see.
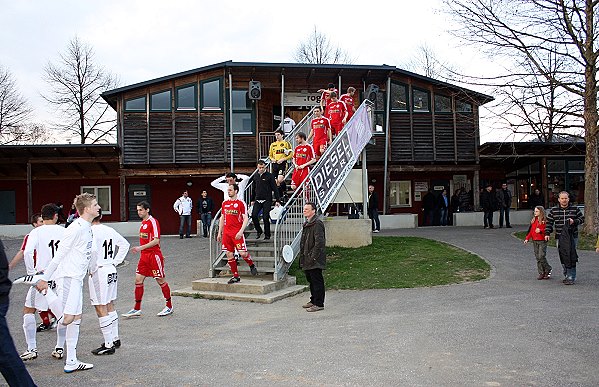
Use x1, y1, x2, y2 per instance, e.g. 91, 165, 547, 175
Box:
134, 283, 144, 310
228, 258, 239, 277
39, 311, 50, 325
242, 254, 254, 267
160, 282, 172, 309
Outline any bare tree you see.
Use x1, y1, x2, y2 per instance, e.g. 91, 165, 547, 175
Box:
294, 27, 354, 64
0, 65, 35, 144
445, 0, 599, 233
43, 37, 119, 144
401, 44, 459, 80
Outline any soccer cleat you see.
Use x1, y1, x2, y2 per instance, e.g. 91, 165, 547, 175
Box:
20, 349, 38, 361
52, 347, 64, 359
64, 361, 94, 373
91, 344, 115, 355
122, 309, 141, 318
13, 274, 44, 285
36, 322, 52, 332
250, 265, 258, 276
113, 339, 121, 348
157, 307, 173, 317
227, 276, 240, 284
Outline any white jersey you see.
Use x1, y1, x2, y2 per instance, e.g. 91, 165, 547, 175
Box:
90, 224, 130, 274
283, 117, 296, 136
23, 224, 65, 276
42, 217, 93, 282
211, 174, 250, 202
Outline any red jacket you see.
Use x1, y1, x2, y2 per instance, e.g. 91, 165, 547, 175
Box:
526, 218, 546, 241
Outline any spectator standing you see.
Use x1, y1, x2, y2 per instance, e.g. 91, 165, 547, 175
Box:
250, 160, 280, 240
367, 185, 381, 233
458, 188, 470, 212
528, 188, 545, 208
481, 184, 497, 229
422, 189, 436, 226
268, 129, 293, 178
524, 206, 551, 280
496, 183, 513, 228
438, 189, 449, 226
299, 203, 326, 313
197, 190, 214, 238
282, 112, 295, 137
173, 190, 193, 239
545, 191, 584, 285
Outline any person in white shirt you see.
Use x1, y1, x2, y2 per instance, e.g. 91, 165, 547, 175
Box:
173, 190, 193, 239
282, 112, 296, 137
88, 210, 130, 356
36, 193, 100, 373
211, 172, 250, 202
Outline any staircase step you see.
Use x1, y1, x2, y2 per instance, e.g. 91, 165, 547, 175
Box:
214, 266, 276, 274
172, 284, 307, 304
190, 276, 298, 294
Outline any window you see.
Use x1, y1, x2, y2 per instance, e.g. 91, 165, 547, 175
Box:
412, 89, 430, 112
176, 84, 197, 110
390, 82, 408, 111
230, 89, 254, 134
81, 186, 111, 215
434, 95, 451, 113
547, 160, 565, 173
568, 160, 584, 173
455, 100, 473, 113
373, 112, 385, 135
124, 96, 146, 112
389, 181, 412, 207
201, 78, 222, 110
150, 90, 171, 112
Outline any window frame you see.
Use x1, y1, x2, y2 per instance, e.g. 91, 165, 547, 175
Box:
389, 180, 412, 208
200, 77, 223, 111
390, 81, 408, 112
455, 99, 473, 113
434, 94, 452, 113
80, 185, 112, 215
229, 89, 255, 135
175, 83, 197, 111
150, 89, 172, 112
124, 95, 147, 112
412, 88, 430, 113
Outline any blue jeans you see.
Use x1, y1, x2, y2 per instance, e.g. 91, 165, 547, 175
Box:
200, 213, 212, 237
179, 215, 192, 237
439, 208, 448, 226
0, 302, 36, 386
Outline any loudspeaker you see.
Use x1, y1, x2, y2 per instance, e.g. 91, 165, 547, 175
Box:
365, 84, 379, 104
249, 81, 262, 100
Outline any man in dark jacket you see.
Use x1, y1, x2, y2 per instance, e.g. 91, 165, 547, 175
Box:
545, 191, 584, 285
528, 188, 545, 208
0, 240, 37, 386
496, 183, 513, 228
299, 202, 326, 312
197, 190, 214, 238
367, 185, 381, 233
250, 160, 280, 240
480, 184, 497, 229
422, 189, 436, 226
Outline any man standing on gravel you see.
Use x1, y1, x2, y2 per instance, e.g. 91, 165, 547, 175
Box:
299, 202, 326, 312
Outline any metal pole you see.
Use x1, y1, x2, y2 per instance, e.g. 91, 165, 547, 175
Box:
27, 161, 32, 221
383, 76, 391, 215
362, 148, 368, 219
338, 75, 342, 96
281, 72, 285, 132
228, 71, 234, 172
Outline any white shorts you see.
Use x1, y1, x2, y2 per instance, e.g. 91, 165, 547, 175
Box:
24, 283, 56, 311
55, 277, 84, 316
88, 265, 118, 306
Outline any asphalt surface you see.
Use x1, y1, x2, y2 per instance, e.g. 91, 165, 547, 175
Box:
2, 226, 598, 386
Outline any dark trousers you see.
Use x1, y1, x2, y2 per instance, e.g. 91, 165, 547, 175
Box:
424, 210, 435, 226
271, 162, 287, 178
304, 269, 325, 307
0, 302, 36, 387
499, 207, 510, 227
483, 210, 494, 227
368, 208, 380, 231
179, 215, 192, 237
252, 200, 272, 237
200, 213, 212, 237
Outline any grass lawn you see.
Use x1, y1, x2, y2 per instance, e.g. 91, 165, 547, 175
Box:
288, 236, 490, 290
513, 231, 598, 251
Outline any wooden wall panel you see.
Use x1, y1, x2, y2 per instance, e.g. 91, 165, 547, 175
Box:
199, 115, 226, 163
122, 113, 147, 164
149, 115, 173, 163
412, 114, 434, 161
390, 113, 412, 161
456, 113, 476, 161
434, 114, 455, 161
175, 113, 199, 163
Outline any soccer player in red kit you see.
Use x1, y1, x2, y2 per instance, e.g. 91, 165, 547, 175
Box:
217, 184, 258, 284
339, 87, 356, 122
307, 106, 332, 159
325, 92, 348, 137
122, 201, 172, 318
291, 132, 317, 190
318, 83, 338, 115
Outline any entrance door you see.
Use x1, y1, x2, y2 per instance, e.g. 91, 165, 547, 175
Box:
128, 185, 151, 220
0, 190, 16, 224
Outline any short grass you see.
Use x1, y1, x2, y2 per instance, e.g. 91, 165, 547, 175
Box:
514, 231, 598, 251
288, 236, 490, 290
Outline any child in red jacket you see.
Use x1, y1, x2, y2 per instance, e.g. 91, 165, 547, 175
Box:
524, 206, 551, 279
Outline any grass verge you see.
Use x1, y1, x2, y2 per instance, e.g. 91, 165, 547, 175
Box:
513, 231, 598, 251
288, 236, 490, 290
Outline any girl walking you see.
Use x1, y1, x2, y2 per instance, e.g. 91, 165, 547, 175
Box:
524, 206, 552, 279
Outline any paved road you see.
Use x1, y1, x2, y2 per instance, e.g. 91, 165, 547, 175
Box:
2, 226, 598, 386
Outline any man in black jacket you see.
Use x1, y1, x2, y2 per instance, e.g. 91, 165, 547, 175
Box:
480, 184, 496, 229
0, 240, 36, 386
367, 185, 381, 233
299, 202, 326, 312
197, 190, 214, 238
250, 160, 280, 240
545, 191, 584, 285
496, 183, 513, 228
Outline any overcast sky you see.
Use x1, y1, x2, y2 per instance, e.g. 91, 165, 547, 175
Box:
1, 0, 503, 143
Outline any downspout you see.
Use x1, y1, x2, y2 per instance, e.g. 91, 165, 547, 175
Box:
383, 75, 391, 214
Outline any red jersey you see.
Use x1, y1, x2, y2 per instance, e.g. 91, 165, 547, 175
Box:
326, 101, 348, 125
311, 117, 331, 143
294, 144, 315, 167
221, 199, 247, 234
321, 88, 338, 109
140, 215, 161, 254
339, 93, 355, 118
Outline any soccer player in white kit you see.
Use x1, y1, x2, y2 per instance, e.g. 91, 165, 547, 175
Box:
19, 204, 64, 361
211, 172, 250, 202
89, 210, 130, 355
36, 193, 100, 373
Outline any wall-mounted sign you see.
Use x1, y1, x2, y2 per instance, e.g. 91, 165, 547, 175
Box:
415, 181, 428, 192
133, 191, 147, 196
283, 93, 322, 106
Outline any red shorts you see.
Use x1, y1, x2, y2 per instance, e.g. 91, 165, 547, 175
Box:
136, 251, 165, 278
292, 168, 309, 187
313, 140, 327, 157
330, 122, 343, 136
221, 232, 247, 253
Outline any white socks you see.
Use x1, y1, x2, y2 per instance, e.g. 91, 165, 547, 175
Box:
22, 313, 37, 351
108, 310, 119, 341
56, 322, 67, 349
98, 315, 113, 348
65, 319, 81, 365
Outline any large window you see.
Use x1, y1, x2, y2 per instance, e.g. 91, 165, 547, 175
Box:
412, 89, 430, 112
389, 181, 412, 207
201, 78, 222, 110
455, 100, 473, 113
230, 89, 254, 134
434, 95, 451, 113
124, 96, 146, 112
81, 186, 111, 215
176, 84, 197, 110
390, 82, 408, 111
150, 90, 171, 112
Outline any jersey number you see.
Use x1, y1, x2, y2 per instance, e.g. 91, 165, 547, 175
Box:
47, 240, 60, 258
102, 239, 114, 260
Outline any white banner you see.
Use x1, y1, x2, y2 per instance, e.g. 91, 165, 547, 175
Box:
283, 92, 322, 106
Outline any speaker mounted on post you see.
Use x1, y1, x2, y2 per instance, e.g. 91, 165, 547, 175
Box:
248, 81, 262, 100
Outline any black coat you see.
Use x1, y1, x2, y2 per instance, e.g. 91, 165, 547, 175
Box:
528, 193, 545, 208
197, 197, 214, 214
0, 240, 11, 304
481, 190, 497, 211
250, 172, 281, 202
558, 225, 578, 268
423, 192, 436, 211
368, 191, 379, 211
299, 216, 326, 271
